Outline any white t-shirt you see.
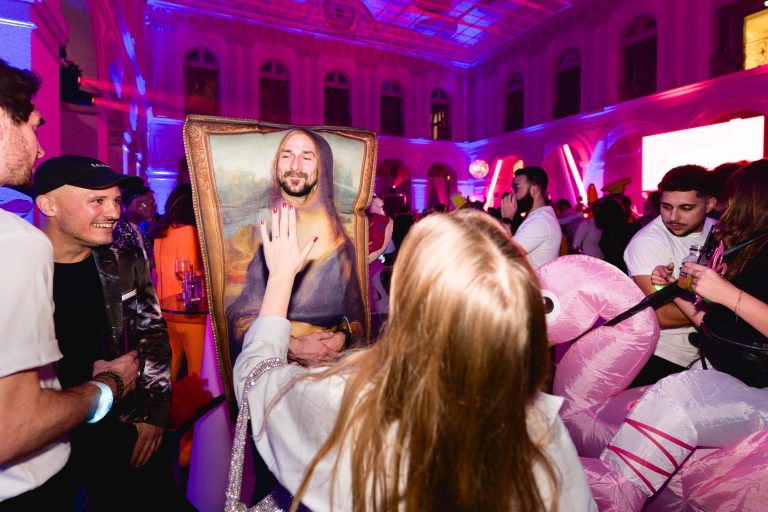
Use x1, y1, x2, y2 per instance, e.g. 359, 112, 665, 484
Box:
514, 206, 562, 269
574, 218, 603, 259
623, 215, 718, 367
234, 316, 597, 512
0, 209, 69, 501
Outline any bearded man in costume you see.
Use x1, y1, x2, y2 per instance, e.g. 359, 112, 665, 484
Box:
226, 129, 366, 366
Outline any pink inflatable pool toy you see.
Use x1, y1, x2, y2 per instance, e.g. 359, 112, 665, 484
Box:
537, 255, 768, 511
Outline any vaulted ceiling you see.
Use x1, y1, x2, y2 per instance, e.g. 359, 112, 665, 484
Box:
150, 0, 587, 66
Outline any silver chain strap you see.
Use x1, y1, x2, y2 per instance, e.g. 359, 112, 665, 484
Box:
225, 357, 287, 512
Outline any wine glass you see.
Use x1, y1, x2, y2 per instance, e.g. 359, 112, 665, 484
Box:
174, 257, 193, 299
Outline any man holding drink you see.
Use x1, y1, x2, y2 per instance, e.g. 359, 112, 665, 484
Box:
623, 165, 717, 386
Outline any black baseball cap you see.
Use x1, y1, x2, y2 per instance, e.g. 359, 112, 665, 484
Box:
33, 155, 143, 196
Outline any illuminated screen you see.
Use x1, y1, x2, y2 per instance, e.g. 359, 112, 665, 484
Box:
641, 116, 764, 191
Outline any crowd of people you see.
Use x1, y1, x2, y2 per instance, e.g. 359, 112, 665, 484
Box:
0, 59, 198, 510
2, 55, 767, 511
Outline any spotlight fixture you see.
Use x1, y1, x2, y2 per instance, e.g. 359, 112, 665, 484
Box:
59, 46, 95, 106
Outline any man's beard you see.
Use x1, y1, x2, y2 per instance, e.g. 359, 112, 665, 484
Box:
517, 192, 534, 213
279, 172, 317, 198
3, 129, 34, 188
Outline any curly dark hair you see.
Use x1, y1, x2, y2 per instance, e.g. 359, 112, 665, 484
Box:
0, 59, 40, 125
658, 164, 715, 198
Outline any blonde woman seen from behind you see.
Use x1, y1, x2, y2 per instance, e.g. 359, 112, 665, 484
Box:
233, 206, 596, 511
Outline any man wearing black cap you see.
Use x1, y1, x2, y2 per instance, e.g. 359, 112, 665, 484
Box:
34, 155, 173, 510
0, 59, 140, 507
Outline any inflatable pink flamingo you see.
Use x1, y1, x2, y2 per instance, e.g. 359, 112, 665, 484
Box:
537, 255, 658, 456
537, 255, 768, 511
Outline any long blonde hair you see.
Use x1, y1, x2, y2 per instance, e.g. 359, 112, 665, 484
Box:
290, 209, 556, 511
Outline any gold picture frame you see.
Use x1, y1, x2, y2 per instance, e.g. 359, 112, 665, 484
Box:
184, 116, 376, 411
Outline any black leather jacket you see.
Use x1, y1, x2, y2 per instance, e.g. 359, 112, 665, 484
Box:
93, 245, 171, 427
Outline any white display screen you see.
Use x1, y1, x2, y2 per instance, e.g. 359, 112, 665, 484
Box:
641, 116, 765, 191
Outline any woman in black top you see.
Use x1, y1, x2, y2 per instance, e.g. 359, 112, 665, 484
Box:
652, 159, 768, 387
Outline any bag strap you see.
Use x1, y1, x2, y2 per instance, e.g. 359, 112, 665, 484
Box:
723, 228, 768, 258
225, 357, 286, 512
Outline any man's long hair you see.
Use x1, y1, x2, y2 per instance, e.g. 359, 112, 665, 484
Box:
717, 159, 768, 279
269, 129, 343, 235
285, 210, 557, 511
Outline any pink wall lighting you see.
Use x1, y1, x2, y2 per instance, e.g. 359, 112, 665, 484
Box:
641, 116, 765, 191
483, 159, 503, 210
561, 143, 587, 205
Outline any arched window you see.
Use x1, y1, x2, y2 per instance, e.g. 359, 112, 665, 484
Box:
426, 163, 457, 208
324, 71, 351, 126
259, 60, 290, 124
380, 80, 404, 136
504, 72, 524, 132
553, 48, 580, 119
620, 15, 657, 100
430, 88, 451, 141
184, 49, 220, 115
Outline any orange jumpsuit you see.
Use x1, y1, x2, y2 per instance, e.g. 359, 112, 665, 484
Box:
154, 225, 206, 381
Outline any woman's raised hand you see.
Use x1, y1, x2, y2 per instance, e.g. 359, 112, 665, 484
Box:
259, 202, 317, 279
681, 262, 738, 306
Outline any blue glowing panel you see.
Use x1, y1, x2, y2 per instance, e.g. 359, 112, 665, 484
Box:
0, 0, 35, 70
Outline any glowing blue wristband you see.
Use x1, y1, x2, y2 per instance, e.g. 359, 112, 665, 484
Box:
87, 380, 114, 424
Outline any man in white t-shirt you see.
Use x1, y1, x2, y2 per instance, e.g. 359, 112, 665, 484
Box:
624, 165, 717, 387
0, 59, 138, 506
500, 166, 562, 269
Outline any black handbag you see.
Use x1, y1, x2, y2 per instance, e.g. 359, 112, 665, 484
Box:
690, 322, 768, 389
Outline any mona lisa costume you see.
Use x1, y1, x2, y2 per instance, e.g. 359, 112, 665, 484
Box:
226, 130, 367, 366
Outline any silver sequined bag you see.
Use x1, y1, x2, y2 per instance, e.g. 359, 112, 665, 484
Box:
225, 357, 293, 512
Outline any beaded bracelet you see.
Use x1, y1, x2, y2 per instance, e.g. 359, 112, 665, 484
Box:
93, 370, 125, 402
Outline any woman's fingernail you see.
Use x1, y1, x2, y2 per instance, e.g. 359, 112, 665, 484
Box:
313, 236, 318, 243
272, 208, 277, 213
282, 202, 287, 208
260, 219, 264, 225
289, 205, 294, 211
